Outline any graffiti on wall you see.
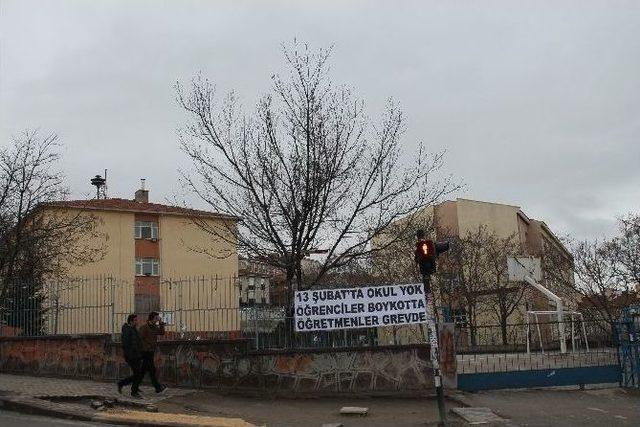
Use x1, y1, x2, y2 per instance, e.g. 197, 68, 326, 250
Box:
0, 336, 453, 396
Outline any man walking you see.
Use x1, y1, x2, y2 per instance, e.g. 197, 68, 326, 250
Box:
138, 311, 167, 394
117, 314, 143, 397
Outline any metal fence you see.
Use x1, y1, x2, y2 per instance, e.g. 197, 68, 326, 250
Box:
0, 276, 133, 337
455, 319, 620, 374
158, 276, 241, 340
0, 276, 622, 361
454, 319, 616, 354
0, 276, 385, 350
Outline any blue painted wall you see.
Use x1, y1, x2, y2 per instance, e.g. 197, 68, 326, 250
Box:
458, 365, 621, 391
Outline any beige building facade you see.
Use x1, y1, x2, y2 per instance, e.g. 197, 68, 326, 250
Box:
374, 198, 574, 345
42, 186, 240, 336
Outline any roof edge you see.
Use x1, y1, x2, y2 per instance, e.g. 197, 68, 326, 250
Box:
39, 200, 240, 221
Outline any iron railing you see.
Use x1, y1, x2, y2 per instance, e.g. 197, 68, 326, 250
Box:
454, 319, 620, 374
0, 276, 133, 337
0, 276, 384, 349
454, 319, 616, 354
0, 277, 621, 360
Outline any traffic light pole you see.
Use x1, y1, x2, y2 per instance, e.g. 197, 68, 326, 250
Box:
414, 231, 450, 426
424, 275, 448, 427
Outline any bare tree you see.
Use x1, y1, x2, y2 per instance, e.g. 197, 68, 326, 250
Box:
574, 240, 623, 324
483, 232, 525, 344
544, 213, 640, 326
610, 213, 640, 286
177, 41, 458, 319
435, 226, 524, 346
0, 130, 104, 334
370, 214, 436, 285
436, 227, 492, 347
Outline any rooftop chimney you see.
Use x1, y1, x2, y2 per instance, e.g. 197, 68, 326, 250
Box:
135, 179, 149, 203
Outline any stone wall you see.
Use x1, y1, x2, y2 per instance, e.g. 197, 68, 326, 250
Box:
0, 332, 455, 396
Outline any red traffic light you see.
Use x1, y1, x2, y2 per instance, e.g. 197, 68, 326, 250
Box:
415, 239, 435, 262
420, 242, 430, 256
415, 238, 450, 278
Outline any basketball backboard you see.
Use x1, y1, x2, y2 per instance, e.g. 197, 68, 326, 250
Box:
507, 257, 542, 282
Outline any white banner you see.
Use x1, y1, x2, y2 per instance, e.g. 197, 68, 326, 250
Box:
294, 283, 427, 332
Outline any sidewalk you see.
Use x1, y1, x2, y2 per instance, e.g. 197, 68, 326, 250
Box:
0, 373, 463, 426
0, 373, 254, 426
0, 373, 193, 403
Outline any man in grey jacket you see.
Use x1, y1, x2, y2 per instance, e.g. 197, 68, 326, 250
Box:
117, 314, 143, 397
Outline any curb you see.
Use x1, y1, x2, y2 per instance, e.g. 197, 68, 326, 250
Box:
0, 395, 257, 427
0, 395, 160, 426
446, 391, 474, 407
0, 395, 95, 421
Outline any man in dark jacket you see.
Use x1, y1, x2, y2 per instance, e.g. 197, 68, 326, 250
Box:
117, 314, 143, 397
138, 311, 167, 393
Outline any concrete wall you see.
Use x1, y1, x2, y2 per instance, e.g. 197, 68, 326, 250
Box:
455, 198, 521, 239
159, 216, 238, 278
0, 335, 454, 396
434, 200, 459, 237
62, 209, 136, 279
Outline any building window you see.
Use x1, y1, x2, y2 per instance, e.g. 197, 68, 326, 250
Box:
136, 258, 159, 276
134, 221, 158, 239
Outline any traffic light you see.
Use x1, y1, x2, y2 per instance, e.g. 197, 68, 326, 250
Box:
415, 238, 436, 275
414, 231, 450, 293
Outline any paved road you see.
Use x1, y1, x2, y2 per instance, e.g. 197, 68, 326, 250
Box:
157, 392, 461, 427
460, 387, 640, 426
0, 410, 120, 426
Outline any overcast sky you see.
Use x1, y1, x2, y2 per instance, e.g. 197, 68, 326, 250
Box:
1, 0, 638, 241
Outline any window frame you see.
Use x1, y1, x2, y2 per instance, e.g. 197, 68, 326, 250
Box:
135, 258, 160, 276
134, 221, 159, 240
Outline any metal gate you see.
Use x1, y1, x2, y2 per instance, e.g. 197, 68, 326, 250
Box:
617, 306, 640, 388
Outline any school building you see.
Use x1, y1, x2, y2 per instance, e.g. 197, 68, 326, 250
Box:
39, 182, 240, 336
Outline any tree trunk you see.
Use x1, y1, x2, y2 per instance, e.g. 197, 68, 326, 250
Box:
499, 303, 509, 346
284, 267, 296, 348
500, 319, 508, 346
468, 306, 477, 348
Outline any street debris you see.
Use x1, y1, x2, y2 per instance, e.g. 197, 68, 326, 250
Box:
451, 407, 508, 424
339, 406, 369, 416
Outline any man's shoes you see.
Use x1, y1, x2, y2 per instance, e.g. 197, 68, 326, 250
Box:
156, 385, 168, 394
117, 382, 123, 394
131, 392, 143, 399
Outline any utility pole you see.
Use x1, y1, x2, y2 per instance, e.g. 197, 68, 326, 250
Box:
415, 229, 450, 427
